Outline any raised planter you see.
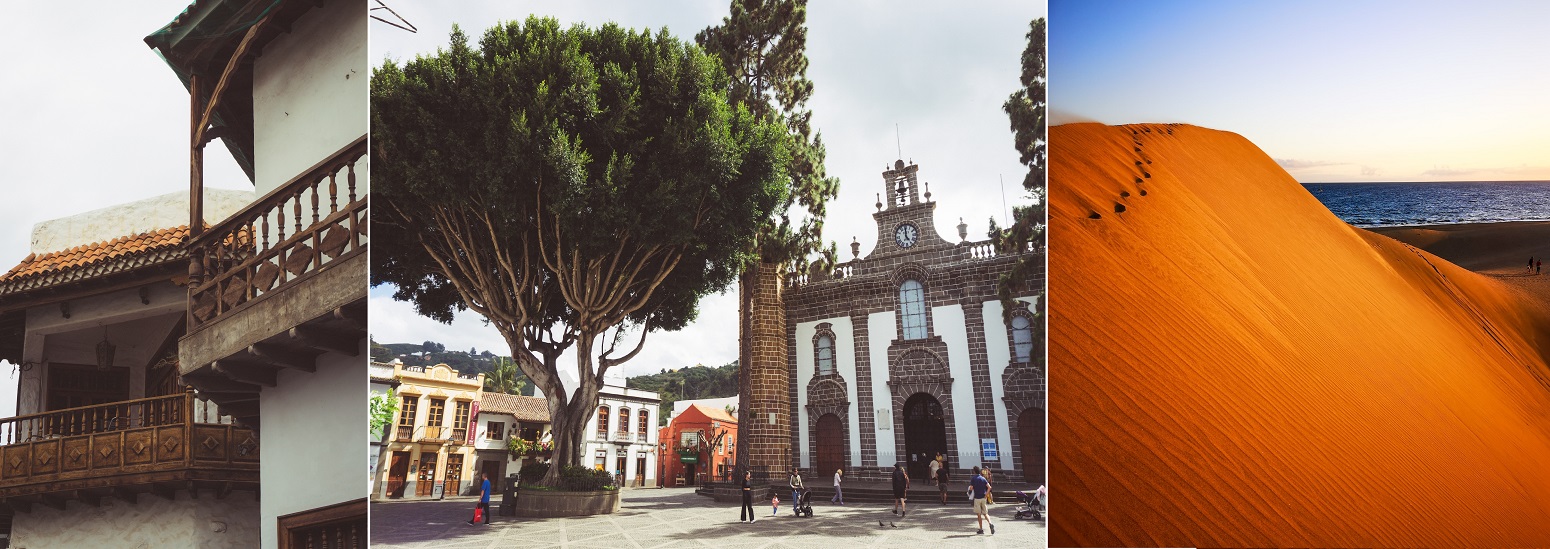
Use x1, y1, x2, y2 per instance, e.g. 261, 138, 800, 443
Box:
513, 488, 620, 517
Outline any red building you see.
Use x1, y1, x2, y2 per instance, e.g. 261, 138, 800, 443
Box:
659, 404, 738, 487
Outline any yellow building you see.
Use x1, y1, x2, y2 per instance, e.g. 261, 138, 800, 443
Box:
374, 363, 484, 499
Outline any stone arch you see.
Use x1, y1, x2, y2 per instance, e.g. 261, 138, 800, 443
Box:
812, 323, 838, 376
890, 264, 933, 341
1002, 303, 1040, 365
1002, 364, 1045, 483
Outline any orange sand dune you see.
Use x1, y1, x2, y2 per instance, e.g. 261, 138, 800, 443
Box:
1050, 123, 1550, 547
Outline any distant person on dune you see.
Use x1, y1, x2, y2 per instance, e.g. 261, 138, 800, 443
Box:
1537, 259, 1541, 274
1531, 256, 1536, 273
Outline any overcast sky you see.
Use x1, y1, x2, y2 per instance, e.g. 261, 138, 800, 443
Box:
0, 2, 252, 415
368, 1, 1045, 381
1052, 0, 1550, 183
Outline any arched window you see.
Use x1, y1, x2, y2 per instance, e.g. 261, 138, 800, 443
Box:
816, 334, 834, 374
617, 407, 630, 436
1012, 315, 1033, 363
899, 279, 927, 340
597, 405, 610, 437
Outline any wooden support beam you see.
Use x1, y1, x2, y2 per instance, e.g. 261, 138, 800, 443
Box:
114, 486, 138, 504
289, 325, 359, 356
188, 480, 199, 500
152, 483, 177, 501
214, 400, 260, 418
38, 494, 66, 511
73, 490, 100, 507
181, 373, 262, 393
194, 11, 273, 147
215, 480, 233, 500
247, 343, 316, 372
333, 305, 366, 330
4, 497, 31, 514
212, 361, 278, 388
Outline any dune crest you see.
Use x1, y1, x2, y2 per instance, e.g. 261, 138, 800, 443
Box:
1050, 123, 1550, 547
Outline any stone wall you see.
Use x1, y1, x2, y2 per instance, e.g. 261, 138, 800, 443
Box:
741, 262, 791, 475
10, 491, 259, 548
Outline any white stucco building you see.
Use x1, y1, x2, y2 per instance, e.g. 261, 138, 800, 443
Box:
580, 371, 661, 487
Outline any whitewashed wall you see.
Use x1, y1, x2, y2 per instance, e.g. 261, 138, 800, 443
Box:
11, 491, 258, 549
251, 0, 367, 196
982, 295, 1038, 472
260, 343, 365, 549
793, 316, 859, 469
866, 311, 895, 466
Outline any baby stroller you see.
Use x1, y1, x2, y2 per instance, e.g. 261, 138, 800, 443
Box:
795, 488, 815, 517
1012, 490, 1043, 520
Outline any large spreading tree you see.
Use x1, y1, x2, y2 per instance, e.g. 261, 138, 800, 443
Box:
372, 18, 791, 487
992, 17, 1047, 321
697, 0, 838, 479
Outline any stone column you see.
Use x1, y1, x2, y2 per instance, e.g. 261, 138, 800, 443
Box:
739, 261, 791, 480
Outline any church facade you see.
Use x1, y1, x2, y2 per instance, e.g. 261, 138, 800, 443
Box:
782, 160, 1045, 483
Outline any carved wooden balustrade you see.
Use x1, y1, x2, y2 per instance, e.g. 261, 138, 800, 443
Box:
188, 136, 368, 329
0, 392, 258, 495
420, 426, 446, 442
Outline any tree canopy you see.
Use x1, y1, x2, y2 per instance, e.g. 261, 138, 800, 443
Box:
992, 17, 1047, 320
697, 0, 838, 272
371, 17, 791, 485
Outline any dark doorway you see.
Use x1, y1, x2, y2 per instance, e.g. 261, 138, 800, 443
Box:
481, 460, 503, 492
416, 454, 438, 497
387, 451, 410, 498
815, 414, 844, 477
445, 453, 464, 496
684, 463, 697, 486
1018, 407, 1045, 483
902, 393, 946, 481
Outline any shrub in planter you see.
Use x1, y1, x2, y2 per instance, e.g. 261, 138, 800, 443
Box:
519, 462, 550, 485
559, 465, 617, 492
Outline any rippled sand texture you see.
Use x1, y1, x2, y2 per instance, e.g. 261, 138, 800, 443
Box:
1049, 123, 1550, 547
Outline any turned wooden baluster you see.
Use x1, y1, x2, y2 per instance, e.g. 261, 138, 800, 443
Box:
294, 187, 304, 237
328, 171, 339, 213
347, 160, 357, 203
310, 178, 321, 226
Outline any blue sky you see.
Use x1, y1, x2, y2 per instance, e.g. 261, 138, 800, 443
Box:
1051, 0, 1550, 182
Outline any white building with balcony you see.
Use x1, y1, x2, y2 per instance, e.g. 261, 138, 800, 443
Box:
579, 370, 660, 488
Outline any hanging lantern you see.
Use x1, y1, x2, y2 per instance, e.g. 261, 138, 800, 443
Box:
96, 336, 116, 371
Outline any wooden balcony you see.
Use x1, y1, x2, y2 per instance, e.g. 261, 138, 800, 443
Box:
179, 136, 368, 428
449, 428, 468, 444
395, 425, 413, 443
0, 392, 258, 511
420, 426, 446, 443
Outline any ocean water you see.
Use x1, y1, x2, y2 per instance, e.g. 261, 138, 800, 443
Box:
1303, 181, 1550, 227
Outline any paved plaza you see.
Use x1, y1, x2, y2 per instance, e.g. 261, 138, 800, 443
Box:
371, 488, 1045, 548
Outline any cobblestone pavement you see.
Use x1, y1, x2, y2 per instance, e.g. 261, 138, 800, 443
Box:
371, 488, 1046, 548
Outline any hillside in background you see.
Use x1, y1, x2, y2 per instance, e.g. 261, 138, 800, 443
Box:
627, 361, 739, 425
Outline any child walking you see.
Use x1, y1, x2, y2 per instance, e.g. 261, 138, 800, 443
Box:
771, 492, 781, 517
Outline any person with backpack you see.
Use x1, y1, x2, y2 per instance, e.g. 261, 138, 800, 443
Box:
891, 462, 910, 517
968, 466, 994, 535
936, 456, 951, 504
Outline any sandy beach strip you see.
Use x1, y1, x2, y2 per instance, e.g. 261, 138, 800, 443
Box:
1373, 221, 1550, 304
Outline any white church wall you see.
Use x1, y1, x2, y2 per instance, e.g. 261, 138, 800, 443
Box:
793, 316, 858, 469
866, 311, 896, 466
931, 304, 981, 468
983, 295, 1039, 472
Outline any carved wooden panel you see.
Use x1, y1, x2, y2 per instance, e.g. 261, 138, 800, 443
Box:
192, 426, 228, 461
234, 430, 259, 463
91, 433, 121, 469
62, 437, 90, 472
4, 444, 30, 479
156, 426, 184, 463
124, 430, 155, 465
31, 440, 59, 475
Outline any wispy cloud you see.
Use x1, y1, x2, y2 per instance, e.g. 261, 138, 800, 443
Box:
1275, 158, 1346, 170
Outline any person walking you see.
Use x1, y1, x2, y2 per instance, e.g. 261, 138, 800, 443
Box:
788, 468, 804, 516
1532, 257, 1537, 273
739, 471, 757, 523
928, 452, 941, 489
771, 492, 781, 517
1538, 259, 1542, 275
968, 466, 994, 535
831, 468, 845, 505
466, 472, 491, 526
891, 462, 910, 518
936, 457, 951, 504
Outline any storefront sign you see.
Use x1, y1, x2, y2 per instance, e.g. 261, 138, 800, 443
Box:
467, 401, 480, 445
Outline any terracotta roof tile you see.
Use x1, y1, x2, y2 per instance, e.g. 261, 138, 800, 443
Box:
0, 226, 191, 297
481, 392, 550, 423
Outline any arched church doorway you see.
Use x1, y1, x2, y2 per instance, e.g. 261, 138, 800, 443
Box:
902, 393, 946, 480
1018, 407, 1044, 483
815, 414, 844, 476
